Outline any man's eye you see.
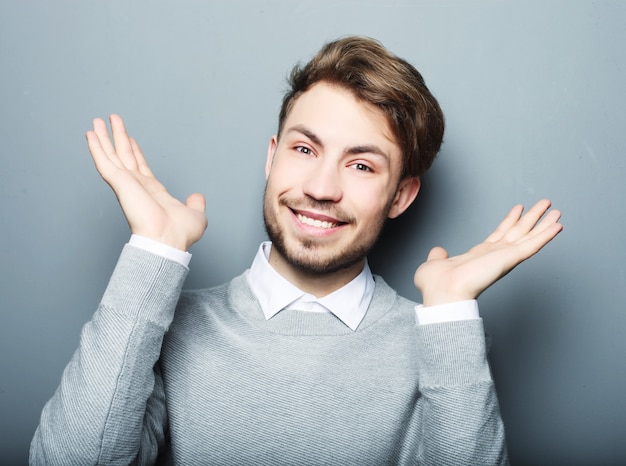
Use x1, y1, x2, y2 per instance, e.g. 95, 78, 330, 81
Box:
295, 146, 313, 155
352, 163, 372, 172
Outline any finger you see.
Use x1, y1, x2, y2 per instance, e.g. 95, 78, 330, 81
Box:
129, 137, 154, 177
503, 199, 553, 241
86, 130, 120, 177
427, 246, 449, 261
484, 204, 524, 243
515, 221, 563, 260
186, 193, 206, 213
110, 114, 138, 170
92, 117, 118, 162
524, 208, 562, 242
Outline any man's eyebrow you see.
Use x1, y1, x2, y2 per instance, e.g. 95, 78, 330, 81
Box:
345, 144, 390, 161
285, 125, 324, 147
286, 124, 390, 162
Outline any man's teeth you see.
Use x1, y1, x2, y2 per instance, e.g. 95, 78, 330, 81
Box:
297, 213, 337, 229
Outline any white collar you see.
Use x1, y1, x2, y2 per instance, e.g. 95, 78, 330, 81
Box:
246, 242, 375, 331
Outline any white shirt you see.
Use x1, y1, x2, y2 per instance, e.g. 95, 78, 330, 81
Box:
247, 242, 374, 330
128, 235, 479, 330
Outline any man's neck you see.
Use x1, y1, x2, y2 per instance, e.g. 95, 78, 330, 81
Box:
267, 248, 365, 298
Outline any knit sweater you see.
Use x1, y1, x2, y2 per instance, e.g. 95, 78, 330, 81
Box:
31, 246, 508, 465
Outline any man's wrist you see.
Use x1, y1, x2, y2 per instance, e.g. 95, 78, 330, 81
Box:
128, 234, 192, 268
415, 300, 479, 326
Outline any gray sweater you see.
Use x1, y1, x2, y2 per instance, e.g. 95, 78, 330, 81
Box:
31, 246, 508, 465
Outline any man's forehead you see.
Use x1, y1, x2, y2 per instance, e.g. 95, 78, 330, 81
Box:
283, 82, 400, 152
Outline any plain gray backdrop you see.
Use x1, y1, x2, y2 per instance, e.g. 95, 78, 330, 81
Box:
1, 0, 624, 464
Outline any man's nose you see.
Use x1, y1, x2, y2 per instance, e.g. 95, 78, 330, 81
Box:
301, 161, 343, 202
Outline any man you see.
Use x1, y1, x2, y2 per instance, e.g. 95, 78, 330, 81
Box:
31, 37, 562, 464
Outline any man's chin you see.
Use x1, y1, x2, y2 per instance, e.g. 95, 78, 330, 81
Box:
264, 212, 376, 276
278, 243, 367, 276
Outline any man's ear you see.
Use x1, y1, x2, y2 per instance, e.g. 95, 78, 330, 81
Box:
387, 177, 421, 219
265, 135, 278, 180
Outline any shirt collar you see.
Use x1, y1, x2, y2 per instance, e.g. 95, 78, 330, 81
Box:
247, 242, 375, 331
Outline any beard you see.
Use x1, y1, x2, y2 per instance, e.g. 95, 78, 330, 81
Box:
263, 190, 393, 276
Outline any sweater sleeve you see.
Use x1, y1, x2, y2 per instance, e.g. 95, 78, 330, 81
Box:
30, 245, 188, 465
413, 319, 509, 465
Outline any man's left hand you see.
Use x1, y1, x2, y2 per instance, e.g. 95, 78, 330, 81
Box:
414, 199, 563, 307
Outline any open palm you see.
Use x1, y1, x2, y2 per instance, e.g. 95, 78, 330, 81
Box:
86, 115, 207, 251
414, 200, 563, 307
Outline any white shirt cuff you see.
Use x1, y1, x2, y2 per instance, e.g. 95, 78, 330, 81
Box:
128, 234, 192, 268
415, 300, 480, 326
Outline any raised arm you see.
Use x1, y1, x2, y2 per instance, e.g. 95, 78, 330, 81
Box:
414, 199, 563, 306
409, 200, 561, 464
31, 116, 201, 464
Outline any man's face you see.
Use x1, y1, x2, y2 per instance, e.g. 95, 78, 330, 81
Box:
263, 82, 420, 280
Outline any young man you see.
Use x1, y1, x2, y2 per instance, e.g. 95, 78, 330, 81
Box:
31, 37, 562, 464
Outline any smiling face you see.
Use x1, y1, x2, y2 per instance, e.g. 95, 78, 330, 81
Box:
263, 82, 420, 293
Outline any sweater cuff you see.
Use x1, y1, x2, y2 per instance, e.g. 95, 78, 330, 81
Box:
415, 319, 491, 387
129, 234, 192, 268
100, 245, 189, 328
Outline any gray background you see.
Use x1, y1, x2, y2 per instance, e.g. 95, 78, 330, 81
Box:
1, 0, 624, 464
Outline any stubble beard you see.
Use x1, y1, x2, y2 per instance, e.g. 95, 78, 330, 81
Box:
263, 190, 392, 276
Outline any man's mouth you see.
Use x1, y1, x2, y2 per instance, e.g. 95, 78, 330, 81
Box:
296, 213, 340, 229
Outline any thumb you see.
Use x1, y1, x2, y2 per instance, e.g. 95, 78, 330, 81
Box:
186, 193, 206, 213
427, 246, 449, 261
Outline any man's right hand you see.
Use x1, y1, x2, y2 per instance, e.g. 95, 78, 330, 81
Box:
86, 114, 208, 251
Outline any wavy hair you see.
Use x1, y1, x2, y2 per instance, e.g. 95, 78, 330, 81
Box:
278, 36, 445, 178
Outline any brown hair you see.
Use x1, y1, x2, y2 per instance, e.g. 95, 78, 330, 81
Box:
278, 36, 445, 178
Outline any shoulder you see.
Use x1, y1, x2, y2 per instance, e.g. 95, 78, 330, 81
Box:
178, 281, 231, 310
167, 278, 235, 337
169, 272, 255, 334
356, 275, 417, 331
372, 274, 418, 311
